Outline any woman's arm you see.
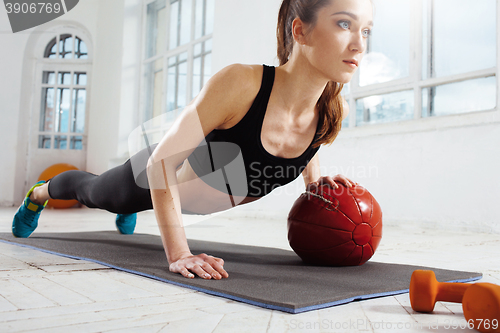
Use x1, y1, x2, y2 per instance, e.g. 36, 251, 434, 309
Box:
302, 152, 321, 186
147, 64, 262, 279
301, 96, 355, 189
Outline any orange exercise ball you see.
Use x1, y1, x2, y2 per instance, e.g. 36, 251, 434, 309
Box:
38, 163, 79, 209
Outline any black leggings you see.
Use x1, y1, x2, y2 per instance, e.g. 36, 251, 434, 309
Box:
48, 146, 154, 215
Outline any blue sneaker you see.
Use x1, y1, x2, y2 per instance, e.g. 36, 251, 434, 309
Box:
115, 213, 137, 234
12, 181, 48, 238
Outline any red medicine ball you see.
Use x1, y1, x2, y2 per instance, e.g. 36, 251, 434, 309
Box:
287, 182, 382, 266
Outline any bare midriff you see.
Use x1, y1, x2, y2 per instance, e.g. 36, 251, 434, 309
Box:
174, 159, 260, 214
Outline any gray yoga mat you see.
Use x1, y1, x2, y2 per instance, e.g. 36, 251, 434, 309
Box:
0, 232, 482, 313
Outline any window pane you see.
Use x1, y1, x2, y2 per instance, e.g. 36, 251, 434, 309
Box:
422, 77, 496, 117
49, 43, 57, 58
194, 0, 204, 39
205, 38, 212, 52
168, 55, 176, 66
342, 83, 350, 95
58, 72, 71, 85
56, 88, 70, 132
167, 63, 177, 111
74, 72, 87, 85
359, 0, 410, 86
194, 42, 202, 56
70, 136, 83, 150
54, 135, 67, 149
153, 59, 164, 118
44, 37, 57, 58
178, 60, 187, 109
71, 89, 86, 133
192, 40, 211, 99
422, 0, 430, 80
146, 0, 166, 58
166, 52, 187, 111
342, 117, 349, 129
341, 85, 350, 128
156, 7, 167, 55
145, 58, 164, 120
75, 37, 88, 59
40, 88, 54, 132
203, 52, 211, 86
42, 71, 55, 84
424, 0, 496, 78
59, 34, 73, 59
64, 36, 73, 59
205, 0, 214, 35
356, 90, 414, 126
342, 113, 349, 129
192, 56, 202, 99
38, 135, 51, 149
169, 1, 179, 49
180, 0, 192, 46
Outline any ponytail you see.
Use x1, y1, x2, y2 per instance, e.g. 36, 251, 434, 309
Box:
276, 0, 345, 147
277, 0, 292, 65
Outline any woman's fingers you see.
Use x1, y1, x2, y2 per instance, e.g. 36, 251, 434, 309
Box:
308, 175, 360, 194
170, 253, 228, 279
209, 256, 229, 278
196, 254, 228, 279
190, 264, 215, 279
321, 176, 338, 188
309, 176, 338, 190
306, 181, 319, 192
179, 267, 195, 279
333, 174, 357, 188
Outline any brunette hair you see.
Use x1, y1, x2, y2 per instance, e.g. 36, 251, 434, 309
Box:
277, 0, 344, 147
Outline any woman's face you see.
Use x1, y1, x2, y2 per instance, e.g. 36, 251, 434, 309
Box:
300, 0, 373, 84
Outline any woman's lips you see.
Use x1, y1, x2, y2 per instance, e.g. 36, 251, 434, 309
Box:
343, 60, 358, 68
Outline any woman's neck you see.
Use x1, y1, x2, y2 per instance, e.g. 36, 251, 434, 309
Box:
274, 57, 329, 117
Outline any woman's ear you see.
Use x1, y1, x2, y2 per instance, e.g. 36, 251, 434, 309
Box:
292, 17, 308, 45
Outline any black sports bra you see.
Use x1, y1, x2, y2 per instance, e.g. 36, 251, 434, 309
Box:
187, 65, 322, 198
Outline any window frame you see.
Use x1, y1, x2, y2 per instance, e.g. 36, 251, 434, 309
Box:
345, 0, 499, 129
35, 30, 92, 151
140, 0, 213, 123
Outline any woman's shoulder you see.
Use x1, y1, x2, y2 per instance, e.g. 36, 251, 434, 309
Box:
213, 63, 263, 95
196, 63, 263, 101
195, 63, 265, 129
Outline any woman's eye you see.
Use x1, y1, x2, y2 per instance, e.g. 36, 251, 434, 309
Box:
362, 29, 372, 38
338, 20, 350, 29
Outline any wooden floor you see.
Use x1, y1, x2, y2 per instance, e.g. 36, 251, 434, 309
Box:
0, 207, 499, 332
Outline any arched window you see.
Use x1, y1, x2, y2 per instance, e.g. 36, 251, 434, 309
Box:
38, 33, 90, 150
43, 34, 88, 59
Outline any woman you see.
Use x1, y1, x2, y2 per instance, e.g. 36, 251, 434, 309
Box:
13, 0, 373, 280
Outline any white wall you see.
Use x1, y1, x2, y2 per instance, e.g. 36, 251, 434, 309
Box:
115, 0, 144, 162
211, 0, 282, 72
85, 0, 125, 174
0, 9, 26, 206
0, 0, 124, 205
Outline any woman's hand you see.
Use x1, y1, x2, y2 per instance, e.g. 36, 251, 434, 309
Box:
169, 253, 229, 280
306, 174, 358, 192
